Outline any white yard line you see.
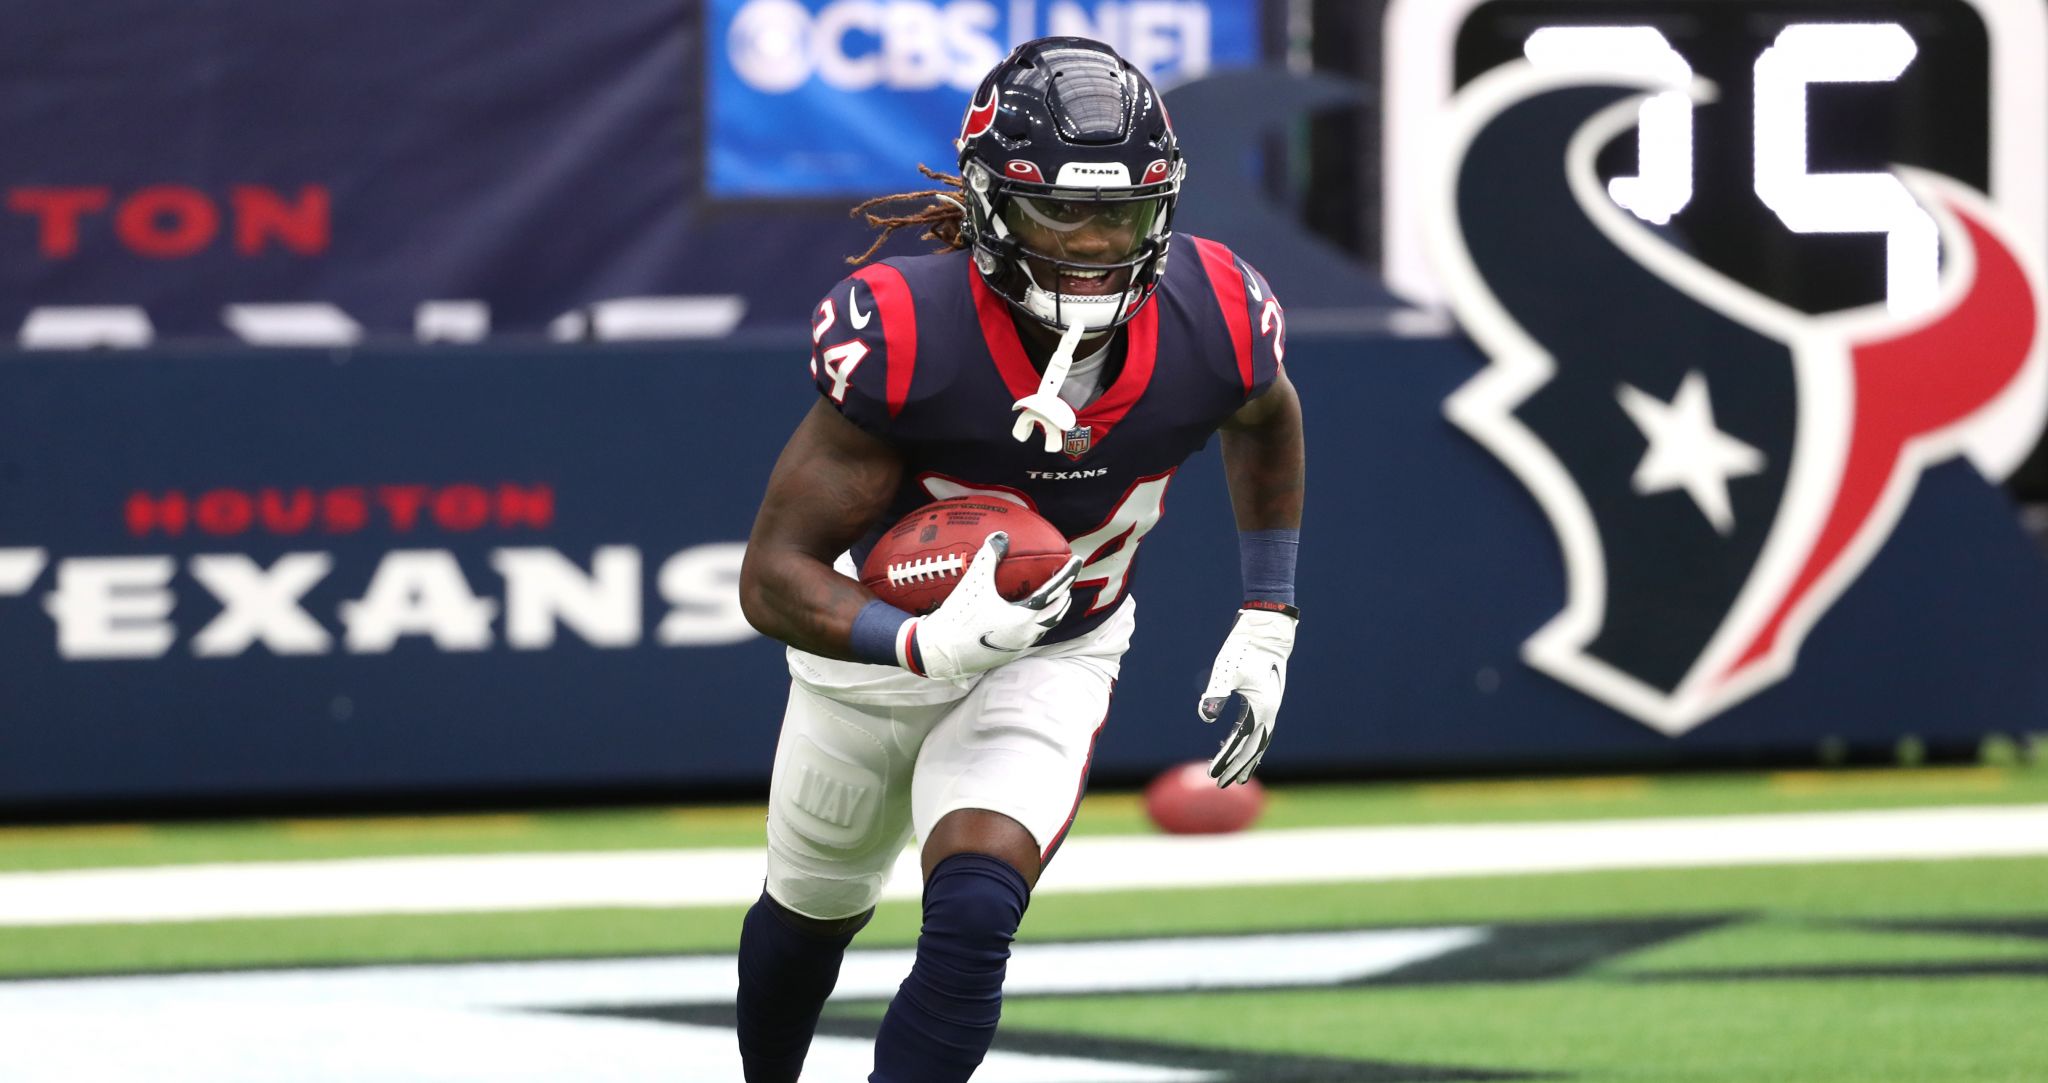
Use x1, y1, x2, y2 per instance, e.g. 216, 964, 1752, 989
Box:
2, 803, 2044, 927
0, 927, 1485, 1083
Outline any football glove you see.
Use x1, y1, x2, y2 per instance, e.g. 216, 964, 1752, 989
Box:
1199, 606, 1298, 787
897, 532, 1081, 680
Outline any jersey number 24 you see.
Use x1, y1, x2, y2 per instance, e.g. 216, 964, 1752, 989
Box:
923, 471, 1172, 615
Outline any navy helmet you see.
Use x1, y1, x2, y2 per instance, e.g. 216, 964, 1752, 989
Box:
955, 37, 1184, 331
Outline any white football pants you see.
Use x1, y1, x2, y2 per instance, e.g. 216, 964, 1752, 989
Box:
764, 598, 1135, 920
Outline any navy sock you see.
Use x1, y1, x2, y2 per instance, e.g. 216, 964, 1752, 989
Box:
736, 891, 869, 1083
869, 853, 1031, 1083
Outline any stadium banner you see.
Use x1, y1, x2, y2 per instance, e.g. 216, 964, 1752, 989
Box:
0, 0, 714, 350
4, 335, 2046, 809
0, 0, 1262, 353
708, 0, 1261, 197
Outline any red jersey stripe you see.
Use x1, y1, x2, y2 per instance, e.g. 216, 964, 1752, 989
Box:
1079, 299, 1157, 442
1191, 237, 1253, 396
968, 261, 1043, 401
856, 263, 919, 418
971, 259, 1162, 449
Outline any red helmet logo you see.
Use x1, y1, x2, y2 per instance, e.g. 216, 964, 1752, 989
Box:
1005, 160, 1045, 183
958, 87, 998, 146
1143, 160, 1171, 184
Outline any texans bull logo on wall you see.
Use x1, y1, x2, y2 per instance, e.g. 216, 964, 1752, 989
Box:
1426, 64, 2048, 735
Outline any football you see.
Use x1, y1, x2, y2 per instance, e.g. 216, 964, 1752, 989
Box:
1143, 760, 1267, 834
859, 496, 1072, 614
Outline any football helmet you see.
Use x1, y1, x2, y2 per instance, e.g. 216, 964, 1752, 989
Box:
955, 37, 1184, 332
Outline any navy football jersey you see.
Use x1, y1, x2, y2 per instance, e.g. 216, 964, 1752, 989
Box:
808, 235, 1285, 643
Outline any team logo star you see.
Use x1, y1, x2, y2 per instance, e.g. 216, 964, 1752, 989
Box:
1616, 371, 1765, 534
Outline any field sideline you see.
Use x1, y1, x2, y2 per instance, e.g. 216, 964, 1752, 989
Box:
5, 765, 2045, 1082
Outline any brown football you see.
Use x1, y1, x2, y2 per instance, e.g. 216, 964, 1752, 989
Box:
859, 496, 1073, 614
1144, 761, 1266, 834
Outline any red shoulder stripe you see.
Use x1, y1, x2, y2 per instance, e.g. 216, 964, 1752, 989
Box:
1191, 236, 1253, 396
1078, 298, 1157, 442
969, 260, 1042, 401
854, 263, 918, 418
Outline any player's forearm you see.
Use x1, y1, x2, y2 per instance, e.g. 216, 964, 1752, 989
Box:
737, 548, 877, 660
1219, 385, 1304, 532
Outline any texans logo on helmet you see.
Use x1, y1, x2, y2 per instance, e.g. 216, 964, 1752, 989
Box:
958, 86, 998, 149
1427, 64, 2048, 735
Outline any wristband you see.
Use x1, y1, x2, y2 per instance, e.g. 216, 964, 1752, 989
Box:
1241, 599, 1300, 620
895, 618, 927, 676
1238, 528, 1298, 607
850, 599, 915, 666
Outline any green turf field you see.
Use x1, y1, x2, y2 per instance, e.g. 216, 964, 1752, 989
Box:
3, 764, 2044, 1082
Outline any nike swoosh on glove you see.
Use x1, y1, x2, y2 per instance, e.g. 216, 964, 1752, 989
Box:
896, 532, 1081, 680
1199, 607, 1297, 787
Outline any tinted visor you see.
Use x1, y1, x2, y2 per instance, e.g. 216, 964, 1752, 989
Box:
999, 192, 1167, 265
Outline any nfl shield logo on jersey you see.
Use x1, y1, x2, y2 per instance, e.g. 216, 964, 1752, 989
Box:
1063, 426, 1093, 459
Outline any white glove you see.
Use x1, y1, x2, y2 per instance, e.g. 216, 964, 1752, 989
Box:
1199, 606, 1298, 787
897, 532, 1081, 680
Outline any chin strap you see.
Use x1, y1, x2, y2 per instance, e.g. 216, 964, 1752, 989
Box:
1010, 319, 1087, 453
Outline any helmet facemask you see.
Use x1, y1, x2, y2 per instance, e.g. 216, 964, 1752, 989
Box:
963, 159, 1182, 332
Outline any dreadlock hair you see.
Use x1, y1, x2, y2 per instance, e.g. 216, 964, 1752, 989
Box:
847, 164, 971, 265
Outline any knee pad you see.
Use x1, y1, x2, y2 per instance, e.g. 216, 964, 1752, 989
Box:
767, 730, 901, 920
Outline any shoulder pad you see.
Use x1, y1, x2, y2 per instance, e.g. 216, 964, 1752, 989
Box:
1185, 236, 1285, 401
810, 263, 921, 434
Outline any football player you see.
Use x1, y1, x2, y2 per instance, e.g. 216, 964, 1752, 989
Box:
734, 37, 1303, 1083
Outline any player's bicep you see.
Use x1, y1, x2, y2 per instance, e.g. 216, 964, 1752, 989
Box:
740, 401, 905, 650
751, 399, 904, 561
1222, 364, 1298, 432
